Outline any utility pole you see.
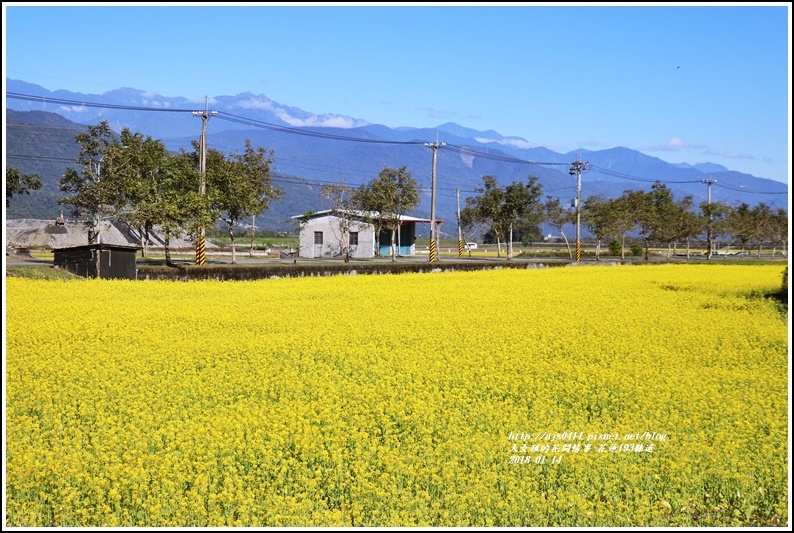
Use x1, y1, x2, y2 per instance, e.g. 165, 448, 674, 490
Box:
456, 188, 463, 257
569, 152, 589, 262
424, 134, 445, 262
192, 97, 217, 266
702, 177, 717, 260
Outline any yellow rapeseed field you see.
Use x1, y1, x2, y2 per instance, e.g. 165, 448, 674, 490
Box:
5, 264, 789, 526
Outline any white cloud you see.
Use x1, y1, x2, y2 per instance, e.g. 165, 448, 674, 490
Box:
640, 138, 759, 164
277, 111, 368, 129
185, 96, 219, 105
236, 98, 275, 111
59, 105, 87, 113
474, 137, 539, 150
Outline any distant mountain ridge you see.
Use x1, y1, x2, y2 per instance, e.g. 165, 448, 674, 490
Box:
5, 79, 788, 232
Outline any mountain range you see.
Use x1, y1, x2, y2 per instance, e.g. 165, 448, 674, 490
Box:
5, 78, 789, 234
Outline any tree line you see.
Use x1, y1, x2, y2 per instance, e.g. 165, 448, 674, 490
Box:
6, 121, 789, 263
577, 182, 788, 260
7, 120, 282, 264
314, 171, 788, 262
458, 176, 787, 261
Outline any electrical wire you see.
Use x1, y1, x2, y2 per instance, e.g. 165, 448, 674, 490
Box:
713, 181, 788, 195
588, 164, 704, 184
214, 112, 426, 145
6, 92, 197, 113
441, 143, 568, 166
7, 91, 788, 200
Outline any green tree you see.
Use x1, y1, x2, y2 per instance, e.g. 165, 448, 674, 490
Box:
661, 195, 696, 259
207, 140, 282, 264
463, 175, 543, 259
581, 195, 613, 261
768, 207, 788, 258
623, 189, 653, 260
104, 128, 175, 258
59, 120, 121, 243
726, 203, 753, 256
647, 183, 678, 259
459, 203, 482, 256
6, 166, 43, 206
464, 176, 505, 255
359, 166, 420, 261
544, 196, 575, 259
140, 148, 207, 265
675, 199, 703, 259
608, 195, 637, 260
623, 183, 677, 260
502, 176, 544, 258
700, 200, 733, 259
95, 129, 202, 264
747, 202, 775, 258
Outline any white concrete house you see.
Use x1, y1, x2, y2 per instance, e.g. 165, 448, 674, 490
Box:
293, 210, 440, 259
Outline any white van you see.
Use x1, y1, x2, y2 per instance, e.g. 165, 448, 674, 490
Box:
465, 242, 477, 250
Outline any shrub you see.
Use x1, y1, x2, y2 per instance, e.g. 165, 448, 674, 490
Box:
630, 244, 644, 257
608, 240, 622, 256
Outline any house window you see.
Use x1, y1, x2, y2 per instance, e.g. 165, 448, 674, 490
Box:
349, 232, 359, 246
314, 231, 323, 245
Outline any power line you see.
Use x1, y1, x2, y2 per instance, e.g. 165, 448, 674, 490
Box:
7, 92, 788, 201
214, 112, 426, 145
590, 164, 787, 194
588, 164, 703, 184
441, 143, 568, 166
6, 92, 197, 113
713, 181, 788, 195
6, 154, 78, 164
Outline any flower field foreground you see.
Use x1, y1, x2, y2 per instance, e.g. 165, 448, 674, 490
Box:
5, 264, 789, 527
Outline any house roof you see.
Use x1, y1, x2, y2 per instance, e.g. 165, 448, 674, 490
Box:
292, 209, 443, 224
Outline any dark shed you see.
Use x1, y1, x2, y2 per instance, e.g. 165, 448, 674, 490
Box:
52, 243, 139, 279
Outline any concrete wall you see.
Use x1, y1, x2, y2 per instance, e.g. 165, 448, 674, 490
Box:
298, 215, 376, 259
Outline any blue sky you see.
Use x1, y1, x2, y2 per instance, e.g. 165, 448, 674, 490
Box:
3, 2, 791, 184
